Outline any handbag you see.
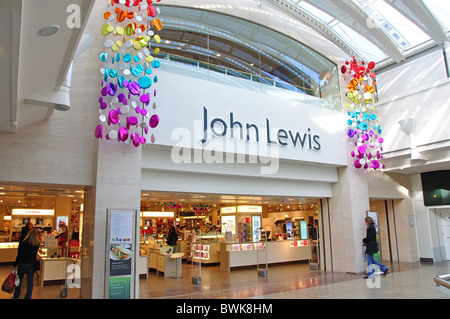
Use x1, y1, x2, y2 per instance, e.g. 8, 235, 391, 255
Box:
33, 260, 40, 271
1, 270, 17, 294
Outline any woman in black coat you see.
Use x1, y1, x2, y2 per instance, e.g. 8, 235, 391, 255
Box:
362, 217, 388, 278
13, 229, 40, 299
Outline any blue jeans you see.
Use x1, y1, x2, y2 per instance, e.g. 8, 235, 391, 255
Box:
366, 254, 388, 277
13, 263, 35, 299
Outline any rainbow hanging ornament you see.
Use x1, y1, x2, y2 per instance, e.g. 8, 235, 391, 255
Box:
341, 57, 385, 170
95, 0, 163, 147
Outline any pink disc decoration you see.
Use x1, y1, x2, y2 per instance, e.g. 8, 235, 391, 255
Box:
118, 127, 129, 142
95, 125, 103, 139
149, 114, 159, 128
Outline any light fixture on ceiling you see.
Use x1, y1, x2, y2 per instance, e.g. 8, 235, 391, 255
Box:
25, 34, 94, 112
38, 25, 60, 37
398, 118, 428, 163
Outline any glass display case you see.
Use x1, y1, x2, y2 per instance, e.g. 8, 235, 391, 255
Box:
192, 244, 210, 260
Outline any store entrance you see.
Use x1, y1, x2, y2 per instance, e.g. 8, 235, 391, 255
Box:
0, 183, 85, 299
139, 192, 322, 298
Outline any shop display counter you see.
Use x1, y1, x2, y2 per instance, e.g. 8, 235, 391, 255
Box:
220, 240, 311, 271
139, 255, 148, 278
37, 254, 80, 286
191, 243, 220, 264
177, 240, 187, 258
0, 242, 19, 263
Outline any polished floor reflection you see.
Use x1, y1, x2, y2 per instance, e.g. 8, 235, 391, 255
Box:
1, 261, 448, 299
138, 261, 450, 299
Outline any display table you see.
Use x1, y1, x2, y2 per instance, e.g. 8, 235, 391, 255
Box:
37, 254, 81, 286
220, 240, 311, 271
0, 242, 19, 263
156, 253, 181, 278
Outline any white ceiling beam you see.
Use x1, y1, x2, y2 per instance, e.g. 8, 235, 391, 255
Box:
302, 0, 405, 62
384, 0, 448, 45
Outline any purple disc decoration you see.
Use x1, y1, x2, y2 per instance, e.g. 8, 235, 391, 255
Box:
149, 114, 160, 128
95, 124, 103, 139
100, 102, 108, 110
128, 82, 141, 96
140, 94, 150, 104
141, 108, 148, 116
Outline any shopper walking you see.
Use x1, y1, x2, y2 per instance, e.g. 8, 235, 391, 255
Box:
18, 222, 33, 243
362, 217, 388, 279
167, 226, 178, 248
12, 229, 40, 299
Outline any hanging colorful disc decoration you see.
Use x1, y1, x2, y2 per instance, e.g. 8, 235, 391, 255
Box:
341, 57, 386, 170
96, 0, 164, 147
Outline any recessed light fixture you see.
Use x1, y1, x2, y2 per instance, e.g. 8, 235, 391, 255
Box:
0, 193, 5, 195
38, 25, 60, 37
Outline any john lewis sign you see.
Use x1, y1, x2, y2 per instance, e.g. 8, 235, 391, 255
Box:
150, 71, 347, 167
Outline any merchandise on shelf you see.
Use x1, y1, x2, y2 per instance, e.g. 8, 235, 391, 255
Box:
227, 242, 265, 251
289, 240, 309, 247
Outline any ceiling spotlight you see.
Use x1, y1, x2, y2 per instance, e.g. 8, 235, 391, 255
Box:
38, 25, 60, 37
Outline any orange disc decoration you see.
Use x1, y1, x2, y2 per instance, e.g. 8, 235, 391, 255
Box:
117, 9, 127, 22
104, 12, 112, 20
153, 18, 163, 31
127, 11, 135, 19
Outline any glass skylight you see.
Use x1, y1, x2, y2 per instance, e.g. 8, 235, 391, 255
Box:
279, 0, 449, 64
353, 0, 431, 49
423, 0, 450, 31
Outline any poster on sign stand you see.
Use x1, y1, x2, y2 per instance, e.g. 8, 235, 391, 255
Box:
105, 209, 138, 299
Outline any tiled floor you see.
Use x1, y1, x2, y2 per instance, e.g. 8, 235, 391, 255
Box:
138, 261, 450, 299
1, 261, 448, 299
0, 264, 80, 299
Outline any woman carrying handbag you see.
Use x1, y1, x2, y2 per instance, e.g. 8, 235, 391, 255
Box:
12, 229, 40, 299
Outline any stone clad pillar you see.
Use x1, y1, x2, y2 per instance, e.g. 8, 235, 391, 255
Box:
82, 139, 142, 299
327, 166, 370, 274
